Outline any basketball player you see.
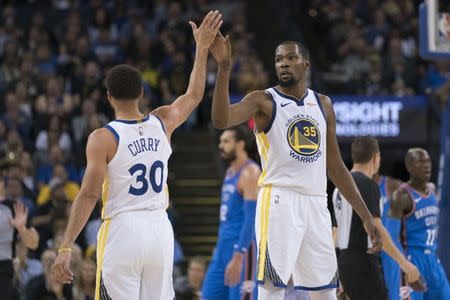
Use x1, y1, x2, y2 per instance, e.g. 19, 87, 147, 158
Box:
333, 137, 423, 300
374, 173, 405, 300
50, 11, 223, 299
391, 148, 450, 300
209, 35, 382, 300
201, 125, 260, 300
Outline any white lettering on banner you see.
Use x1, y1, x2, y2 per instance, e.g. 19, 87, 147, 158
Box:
333, 101, 404, 137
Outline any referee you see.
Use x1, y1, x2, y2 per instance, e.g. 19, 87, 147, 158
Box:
0, 178, 39, 300
332, 137, 423, 299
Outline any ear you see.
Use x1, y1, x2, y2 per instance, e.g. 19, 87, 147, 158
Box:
140, 86, 144, 98
304, 59, 310, 70
106, 90, 112, 102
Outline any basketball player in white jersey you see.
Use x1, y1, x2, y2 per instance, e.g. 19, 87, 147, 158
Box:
209, 35, 382, 300
50, 11, 223, 300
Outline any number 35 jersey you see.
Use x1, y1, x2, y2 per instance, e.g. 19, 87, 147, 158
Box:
101, 114, 172, 219
255, 87, 327, 196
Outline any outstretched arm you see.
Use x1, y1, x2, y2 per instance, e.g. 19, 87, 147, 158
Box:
51, 129, 110, 284
210, 32, 267, 129
152, 11, 223, 137
321, 94, 382, 253
373, 218, 422, 285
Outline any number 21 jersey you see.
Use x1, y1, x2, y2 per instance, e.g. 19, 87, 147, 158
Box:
101, 115, 172, 219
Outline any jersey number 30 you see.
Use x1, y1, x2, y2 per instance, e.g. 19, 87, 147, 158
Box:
128, 161, 164, 195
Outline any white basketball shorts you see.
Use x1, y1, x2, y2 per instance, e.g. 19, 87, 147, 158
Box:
95, 209, 174, 300
255, 185, 338, 290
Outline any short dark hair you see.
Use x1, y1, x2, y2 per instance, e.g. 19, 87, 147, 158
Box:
225, 125, 252, 153
277, 41, 310, 61
105, 64, 143, 100
351, 137, 380, 163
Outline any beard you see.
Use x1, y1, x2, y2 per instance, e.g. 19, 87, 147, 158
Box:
278, 76, 299, 88
221, 151, 237, 164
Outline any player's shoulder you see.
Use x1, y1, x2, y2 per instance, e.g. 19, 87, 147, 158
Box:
244, 89, 271, 103
315, 92, 332, 108
87, 127, 117, 150
241, 161, 261, 178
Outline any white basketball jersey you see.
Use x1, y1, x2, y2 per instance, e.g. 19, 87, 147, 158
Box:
255, 87, 327, 196
101, 114, 172, 219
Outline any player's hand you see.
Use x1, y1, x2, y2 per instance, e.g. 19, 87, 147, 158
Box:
225, 253, 243, 287
189, 10, 223, 50
403, 263, 427, 292
363, 219, 382, 253
10, 201, 28, 230
51, 251, 74, 284
211, 31, 231, 67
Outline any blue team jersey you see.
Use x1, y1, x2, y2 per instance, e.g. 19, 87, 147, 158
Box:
218, 160, 255, 241
401, 183, 439, 252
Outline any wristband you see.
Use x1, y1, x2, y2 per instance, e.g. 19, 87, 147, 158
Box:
57, 247, 72, 253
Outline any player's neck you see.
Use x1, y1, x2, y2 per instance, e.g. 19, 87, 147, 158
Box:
351, 164, 375, 179
408, 178, 428, 193
277, 81, 307, 99
229, 154, 249, 173
114, 102, 144, 120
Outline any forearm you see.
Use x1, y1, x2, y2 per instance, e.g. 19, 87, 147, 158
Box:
17, 226, 39, 250
185, 47, 209, 101
376, 222, 409, 270
235, 200, 256, 252
212, 65, 231, 128
61, 192, 98, 248
330, 165, 372, 221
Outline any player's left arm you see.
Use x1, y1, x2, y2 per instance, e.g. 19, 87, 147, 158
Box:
225, 163, 260, 287
320, 94, 382, 253
51, 129, 109, 284
152, 11, 222, 138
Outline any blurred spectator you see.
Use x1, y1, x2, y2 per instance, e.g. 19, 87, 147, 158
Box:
37, 163, 80, 206
13, 238, 44, 293
4, 177, 36, 217
35, 145, 78, 188
1, 92, 33, 143
174, 256, 207, 300
35, 115, 72, 155
25, 249, 73, 300
75, 258, 96, 300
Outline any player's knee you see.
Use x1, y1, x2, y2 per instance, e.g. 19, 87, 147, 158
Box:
308, 288, 337, 300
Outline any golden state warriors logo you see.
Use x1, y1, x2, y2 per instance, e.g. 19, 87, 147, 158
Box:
287, 118, 320, 156
285, 115, 323, 163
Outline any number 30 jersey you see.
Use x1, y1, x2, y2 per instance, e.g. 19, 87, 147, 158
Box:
255, 87, 327, 196
101, 114, 172, 219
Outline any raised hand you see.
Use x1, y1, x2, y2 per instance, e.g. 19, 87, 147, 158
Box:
211, 31, 231, 67
10, 201, 28, 230
189, 10, 223, 50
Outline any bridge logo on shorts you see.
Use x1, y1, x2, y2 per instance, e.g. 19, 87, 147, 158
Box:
285, 115, 322, 163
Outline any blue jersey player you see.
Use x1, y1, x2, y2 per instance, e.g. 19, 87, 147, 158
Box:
375, 174, 404, 300
202, 126, 261, 300
392, 148, 450, 300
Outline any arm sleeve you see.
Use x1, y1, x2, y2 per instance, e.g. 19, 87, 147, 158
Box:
234, 200, 257, 253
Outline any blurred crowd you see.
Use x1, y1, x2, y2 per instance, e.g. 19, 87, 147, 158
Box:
307, 0, 450, 103
0, 0, 266, 299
